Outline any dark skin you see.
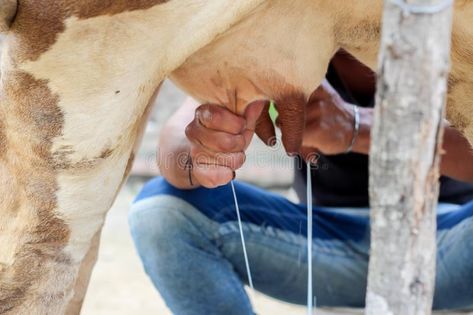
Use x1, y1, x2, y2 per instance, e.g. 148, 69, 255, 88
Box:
158, 51, 473, 188
305, 50, 473, 182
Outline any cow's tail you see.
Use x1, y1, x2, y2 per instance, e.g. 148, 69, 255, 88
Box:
0, 0, 17, 33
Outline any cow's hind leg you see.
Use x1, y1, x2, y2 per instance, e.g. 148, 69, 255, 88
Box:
65, 231, 101, 315
0, 64, 159, 314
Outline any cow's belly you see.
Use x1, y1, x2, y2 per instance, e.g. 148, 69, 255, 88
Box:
170, 0, 336, 114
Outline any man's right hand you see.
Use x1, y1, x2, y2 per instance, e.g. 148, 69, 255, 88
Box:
185, 101, 265, 188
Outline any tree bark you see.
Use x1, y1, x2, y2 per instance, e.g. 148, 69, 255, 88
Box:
365, 1, 454, 315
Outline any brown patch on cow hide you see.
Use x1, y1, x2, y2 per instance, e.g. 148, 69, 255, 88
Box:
74, 0, 169, 19
99, 147, 113, 159
0, 71, 70, 312
10, 0, 169, 62
0, 0, 17, 33
51, 144, 119, 171
10, 72, 63, 139
11, 2, 68, 62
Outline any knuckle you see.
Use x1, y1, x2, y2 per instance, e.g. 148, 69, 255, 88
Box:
219, 136, 235, 151
234, 116, 246, 130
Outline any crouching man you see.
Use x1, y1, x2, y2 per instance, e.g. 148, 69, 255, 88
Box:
129, 51, 473, 315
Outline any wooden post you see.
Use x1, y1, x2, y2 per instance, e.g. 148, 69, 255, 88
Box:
365, 1, 454, 315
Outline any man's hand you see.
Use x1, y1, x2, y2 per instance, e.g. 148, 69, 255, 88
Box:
302, 80, 363, 156
254, 80, 371, 160
185, 101, 265, 188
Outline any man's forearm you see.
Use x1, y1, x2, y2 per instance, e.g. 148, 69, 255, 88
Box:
157, 98, 201, 189
349, 107, 473, 182
440, 127, 473, 182
157, 135, 199, 190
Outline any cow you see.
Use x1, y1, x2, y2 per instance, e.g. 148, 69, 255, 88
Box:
0, 0, 472, 314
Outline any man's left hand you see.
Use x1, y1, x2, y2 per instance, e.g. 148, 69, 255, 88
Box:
302, 80, 357, 155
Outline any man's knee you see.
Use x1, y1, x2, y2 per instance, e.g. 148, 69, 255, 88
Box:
129, 198, 188, 251
128, 192, 213, 253
129, 177, 191, 247
128, 195, 211, 279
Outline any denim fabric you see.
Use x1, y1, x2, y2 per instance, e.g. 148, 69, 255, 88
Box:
129, 177, 473, 314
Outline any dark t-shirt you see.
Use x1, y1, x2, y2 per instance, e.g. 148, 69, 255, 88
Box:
294, 65, 473, 207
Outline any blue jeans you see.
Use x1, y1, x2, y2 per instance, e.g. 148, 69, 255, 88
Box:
128, 177, 473, 315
